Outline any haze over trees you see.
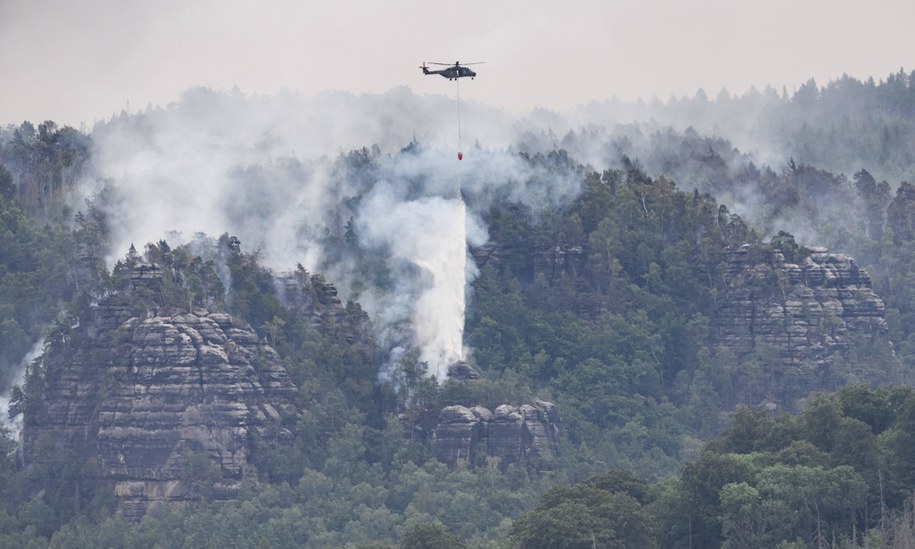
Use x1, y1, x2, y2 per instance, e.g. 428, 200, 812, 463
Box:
0, 69, 914, 547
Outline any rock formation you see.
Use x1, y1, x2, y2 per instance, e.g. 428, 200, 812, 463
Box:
717, 245, 886, 359
714, 244, 888, 406
275, 270, 361, 343
431, 400, 562, 469
469, 243, 500, 269
447, 360, 480, 381
22, 267, 297, 520
533, 245, 583, 284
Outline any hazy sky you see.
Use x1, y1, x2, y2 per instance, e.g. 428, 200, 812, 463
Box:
2, 0, 914, 127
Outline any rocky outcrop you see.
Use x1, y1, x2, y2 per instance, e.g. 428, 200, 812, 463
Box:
431, 400, 561, 469
469, 243, 500, 269
23, 300, 297, 520
533, 245, 583, 284
715, 244, 887, 385
433, 405, 486, 465
275, 271, 362, 343
447, 360, 481, 381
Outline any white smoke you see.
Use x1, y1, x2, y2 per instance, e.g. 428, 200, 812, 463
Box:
88, 85, 862, 379
356, 185, 476, 378
75, 83, 872, 379
80, 87, 534, 268
76, 87, 581, 379
0, 338, 43, 438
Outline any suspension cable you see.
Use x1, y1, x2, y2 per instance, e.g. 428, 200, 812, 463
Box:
457, 78, 463, 151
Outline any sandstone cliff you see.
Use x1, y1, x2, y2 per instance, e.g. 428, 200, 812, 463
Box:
275, 270, 361, 343
23, 269, 297, 520
477, 233, 890, 411
428, 400, 562, 469
714, 244, 888, 406
717, 244, 886, 359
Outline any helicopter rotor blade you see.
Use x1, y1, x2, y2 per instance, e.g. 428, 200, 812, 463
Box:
427, 62, 452, 66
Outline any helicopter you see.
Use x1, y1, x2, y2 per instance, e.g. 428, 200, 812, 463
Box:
419, 61, 483, 80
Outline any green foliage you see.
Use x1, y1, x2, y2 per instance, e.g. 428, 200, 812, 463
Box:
652, 387, 915, 547
0, 166, 14, 201
512, 473, 657, 548
0, 120, 91, 221
8, 106, 915, 548
400, 522, 465, 549
0, 169, 84, 392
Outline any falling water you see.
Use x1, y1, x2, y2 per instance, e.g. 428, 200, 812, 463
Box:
413, 195, 467, 378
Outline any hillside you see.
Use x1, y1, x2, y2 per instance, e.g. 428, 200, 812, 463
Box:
0, 72, 914, 547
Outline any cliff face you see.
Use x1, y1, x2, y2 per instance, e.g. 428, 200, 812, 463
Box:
717, 245, 886, 360
714, 244, 888, 404
275, 271, 362, 343
23, 300, 297, 520
431, 400, 562, 469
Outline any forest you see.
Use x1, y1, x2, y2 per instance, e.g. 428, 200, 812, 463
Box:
0, 71, 915, 547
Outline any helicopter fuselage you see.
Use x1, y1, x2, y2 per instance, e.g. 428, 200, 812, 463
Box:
421, 65, 476, 80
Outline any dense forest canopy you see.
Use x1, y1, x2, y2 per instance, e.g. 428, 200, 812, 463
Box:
537, 68, 915, 184
0, 70, 914, 547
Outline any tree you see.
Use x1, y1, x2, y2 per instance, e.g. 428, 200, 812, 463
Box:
0, 165, 14, 201
673, 452, 755, 548
399, 523, 465, 549
753, 464, 867, 544
719, 482, 766, 549
512, 483, 656, 548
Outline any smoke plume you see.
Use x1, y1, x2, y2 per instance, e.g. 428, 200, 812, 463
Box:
356, 187, 472, 378
57, 77, 908, 380
76, 87, 580, 378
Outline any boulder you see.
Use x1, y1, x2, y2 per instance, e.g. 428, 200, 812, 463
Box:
447, 360, 480, 380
